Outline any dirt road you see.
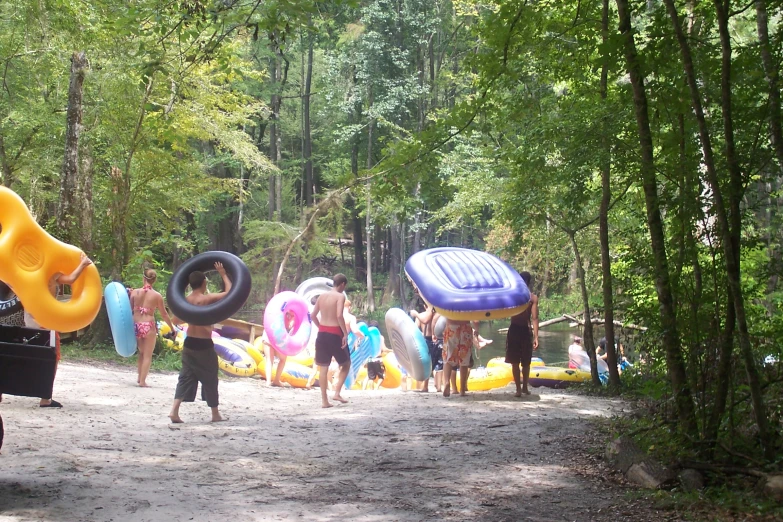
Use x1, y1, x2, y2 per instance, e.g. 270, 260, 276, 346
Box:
0, 362, 669, 521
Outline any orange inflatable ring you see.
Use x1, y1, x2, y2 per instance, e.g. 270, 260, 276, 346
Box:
0, 187, 101, 331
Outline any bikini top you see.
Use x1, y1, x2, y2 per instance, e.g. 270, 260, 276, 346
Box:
133, 283, 154, 315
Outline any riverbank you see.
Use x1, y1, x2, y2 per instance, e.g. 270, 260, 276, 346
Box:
0, 362, 720, 521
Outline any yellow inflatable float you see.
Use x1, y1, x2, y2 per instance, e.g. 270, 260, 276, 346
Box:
455, 366, 513, 392
487, 357, 545, 369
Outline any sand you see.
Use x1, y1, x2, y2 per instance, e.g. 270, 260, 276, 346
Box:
0, 362, 663, 521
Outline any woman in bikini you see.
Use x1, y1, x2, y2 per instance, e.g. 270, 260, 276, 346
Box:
130, 269, 176, 387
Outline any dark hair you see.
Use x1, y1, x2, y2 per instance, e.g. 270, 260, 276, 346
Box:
367, 320, 380, 329
599, 337, 607, 350
520, 271, 532, 285
189, 271, 206, 290
333, 273, 348, 288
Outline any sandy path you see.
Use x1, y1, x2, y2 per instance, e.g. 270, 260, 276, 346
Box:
0, 362, 660, 521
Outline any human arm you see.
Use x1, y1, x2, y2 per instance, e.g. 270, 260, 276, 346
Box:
336, 295, 348, 347
311, 298, 321, 330
156, 293, 176, 333
202, 262, 233, 304
56, 253, 93, 285
531, 295, 539, 350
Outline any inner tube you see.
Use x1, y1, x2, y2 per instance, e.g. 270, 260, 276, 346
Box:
528, 366, 590, 389
0, 282, 22, 318
263, 291, 312, 356
166, 251, 251, 326
569, 351, 610, 374
104, 282, 136, 357
212, 336, 257, 377
295, 277, 346, 311
385, 308, 432, 381
455, 366, 513, 392
433, 315, 447, 339
487, 356, 545, 368
405, 247, 531, 320
344, 323, 382, 389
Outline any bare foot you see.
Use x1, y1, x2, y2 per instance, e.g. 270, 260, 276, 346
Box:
139, 383, 150, 388
443, 386, 451, 398
322, 402, 333, 409
514, 390, 522, 398
271, 381, 283, 387
522, 388, 531, 395
332, 395, 348, 404
169, 415, 184, 424
459, 391, 466, 397
211, 416, 227, 423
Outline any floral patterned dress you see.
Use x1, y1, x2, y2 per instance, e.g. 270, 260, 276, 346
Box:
443, 320, 473, 368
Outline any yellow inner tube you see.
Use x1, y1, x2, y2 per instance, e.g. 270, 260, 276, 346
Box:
456, 366, 513, 392
487, 357, 544, 368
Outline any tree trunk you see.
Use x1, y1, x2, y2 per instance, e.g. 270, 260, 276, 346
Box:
109, 166, 129, 278
599, 0, 620, 389
269, 51, 279, 220
365, 85, 376, 312
75, 149, 94, 252
615, 0, 699, 440
350, 84, 365, 281
57, 51, 88, 242
567, 230, 601, 386
664, 0, 772, 456
302, 24, 314, 206
755, 0, 783, 172
714, 0, 773, 458
383, 218, 401, 306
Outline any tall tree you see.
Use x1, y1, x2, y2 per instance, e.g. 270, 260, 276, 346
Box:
56, 51, 88, 242
615, 0, 698, 440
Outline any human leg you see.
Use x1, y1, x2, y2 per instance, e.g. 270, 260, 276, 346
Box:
443, 364, 453, 397
521, 363, 531, 395
318, 364, 332, 408
459, 365, 469, 396
332, 362, 350, 403
137, 328, 156, 387
273, 353, 287, 386
193, 349, 222, 421
511, 363, 522, 397
40, 333, 62, 407
170, 350, 199, 422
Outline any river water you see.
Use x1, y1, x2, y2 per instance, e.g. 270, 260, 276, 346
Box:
235, 309, 620, 367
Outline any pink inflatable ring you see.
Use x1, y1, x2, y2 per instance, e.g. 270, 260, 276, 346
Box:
263, 291, 312, 356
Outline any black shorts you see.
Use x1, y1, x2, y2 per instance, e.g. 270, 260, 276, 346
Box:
367, 359, 386, 380
505, 323, 533, 366
428, 339, 444, 372
315, 332, 350, 367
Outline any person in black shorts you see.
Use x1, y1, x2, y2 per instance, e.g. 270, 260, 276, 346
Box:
505, 271, 539, 396
312, 274, 351, 408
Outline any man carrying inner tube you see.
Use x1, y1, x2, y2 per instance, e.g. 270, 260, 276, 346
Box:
311, 273, 350, 408
168, 263, 232, 423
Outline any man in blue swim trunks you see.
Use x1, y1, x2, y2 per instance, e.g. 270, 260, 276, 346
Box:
312, 274, 350, 408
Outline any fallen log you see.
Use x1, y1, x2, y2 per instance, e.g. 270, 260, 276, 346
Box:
565, 314, 648, 332
498, 314, 647, 333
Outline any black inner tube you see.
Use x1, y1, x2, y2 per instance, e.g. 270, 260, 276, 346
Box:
0, 280, 22, 318
166, 252, 252, 326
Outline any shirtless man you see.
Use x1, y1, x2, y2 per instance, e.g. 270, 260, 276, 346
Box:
311, 274, 350, 408
168, 263, 232, 423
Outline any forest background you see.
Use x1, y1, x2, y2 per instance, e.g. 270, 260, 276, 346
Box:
2, 0, 783, 488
